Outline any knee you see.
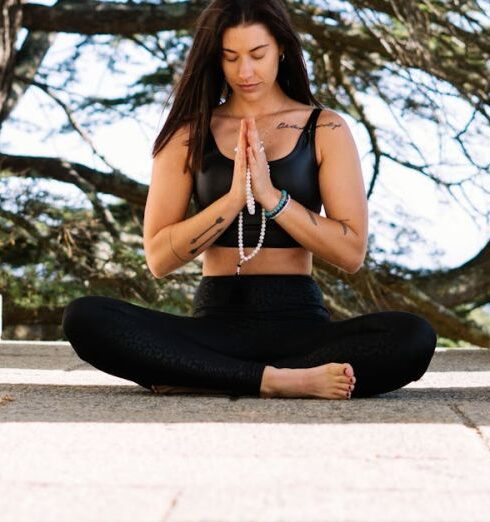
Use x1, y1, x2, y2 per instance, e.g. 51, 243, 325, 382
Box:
62, 296, 93, 337
396, 312, 437, 379
61, 295, 107, 358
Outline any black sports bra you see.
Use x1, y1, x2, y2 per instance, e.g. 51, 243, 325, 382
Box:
192, 107, 323, 248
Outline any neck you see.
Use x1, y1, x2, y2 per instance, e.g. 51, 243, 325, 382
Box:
224, 86, 288, 119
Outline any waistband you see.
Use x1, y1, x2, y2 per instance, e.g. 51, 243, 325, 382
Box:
192, 274, 330, 319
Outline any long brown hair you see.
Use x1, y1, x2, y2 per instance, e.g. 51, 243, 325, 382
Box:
151, 0, 322, 176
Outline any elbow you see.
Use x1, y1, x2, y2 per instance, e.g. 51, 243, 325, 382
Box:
346, 262, 363, 274
146, 257, 164, 279
346, 238, 367, 274
146, 253, 177, 279
344, 251, 366, 274
144, 230, 175, 279
144, 243, 168, 279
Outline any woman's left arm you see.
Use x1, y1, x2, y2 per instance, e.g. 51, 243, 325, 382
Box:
261, 110, 368, 274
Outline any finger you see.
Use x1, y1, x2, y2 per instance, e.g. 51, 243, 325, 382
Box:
247, 145, 256, 164
247, 119, 264, 154
242, 121, 249, 168
236, 120, 245, 164
246, 119, 258, 148
241, 120, 249, 156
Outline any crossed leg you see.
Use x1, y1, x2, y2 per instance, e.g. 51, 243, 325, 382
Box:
62, 296, 437, 399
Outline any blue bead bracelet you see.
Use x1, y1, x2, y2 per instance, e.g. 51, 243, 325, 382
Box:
264, 189, 289, 219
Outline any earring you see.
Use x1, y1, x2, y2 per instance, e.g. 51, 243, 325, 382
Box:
280, 53, 285, 62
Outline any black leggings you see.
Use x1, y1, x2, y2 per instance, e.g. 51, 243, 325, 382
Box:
61, 274, 437, 398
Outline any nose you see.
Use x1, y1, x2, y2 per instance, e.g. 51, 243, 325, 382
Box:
237, 57, 255, 81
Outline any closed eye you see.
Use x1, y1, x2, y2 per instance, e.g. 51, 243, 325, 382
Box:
224, 56, 265, 62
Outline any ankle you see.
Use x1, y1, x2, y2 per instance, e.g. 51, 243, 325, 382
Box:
260, 366, 278, 397
259, 366, 304, 398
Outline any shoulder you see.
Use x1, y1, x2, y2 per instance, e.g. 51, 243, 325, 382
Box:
171, 121, 192, 144
157, 121, 192, 157
153, 121, 193, 174
155, 121, 191, 154
316, 108, 346, 129
314, 109, 355, 165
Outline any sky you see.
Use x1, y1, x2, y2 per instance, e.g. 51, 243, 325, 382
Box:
1, 11, 489, 276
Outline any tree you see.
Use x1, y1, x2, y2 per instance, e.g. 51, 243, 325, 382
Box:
0, 0, 489, 346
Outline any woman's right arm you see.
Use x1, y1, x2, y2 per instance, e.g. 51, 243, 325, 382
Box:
143, 122, 247, 279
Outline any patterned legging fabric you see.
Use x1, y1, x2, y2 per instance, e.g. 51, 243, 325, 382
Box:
61, 274, 438, 398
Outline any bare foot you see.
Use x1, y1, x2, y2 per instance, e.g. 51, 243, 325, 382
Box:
301, 362, 356, 399
260, 363, 356, 399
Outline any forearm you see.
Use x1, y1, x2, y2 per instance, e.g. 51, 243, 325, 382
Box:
262, 188, 364, 273
146, 192, 243, 278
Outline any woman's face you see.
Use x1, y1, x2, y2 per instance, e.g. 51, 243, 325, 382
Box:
221, 23, 284, 97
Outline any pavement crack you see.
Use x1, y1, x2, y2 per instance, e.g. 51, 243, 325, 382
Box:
160, 489, 182, 521
449, 402, 490, 454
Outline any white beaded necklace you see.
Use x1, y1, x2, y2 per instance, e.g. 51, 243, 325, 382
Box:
236, 155, 268, 275
225, 102, 287, 275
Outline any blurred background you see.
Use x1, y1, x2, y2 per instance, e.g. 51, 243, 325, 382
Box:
0, 0, 489, 347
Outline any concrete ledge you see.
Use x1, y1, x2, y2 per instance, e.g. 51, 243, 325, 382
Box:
1, 343, 489, 521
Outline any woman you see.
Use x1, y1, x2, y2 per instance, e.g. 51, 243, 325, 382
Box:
61, 0, 437, 400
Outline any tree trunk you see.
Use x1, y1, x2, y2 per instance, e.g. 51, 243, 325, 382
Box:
0, 0, 22, 130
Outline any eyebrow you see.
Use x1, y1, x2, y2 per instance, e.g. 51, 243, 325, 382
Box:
221, 44, 269, 53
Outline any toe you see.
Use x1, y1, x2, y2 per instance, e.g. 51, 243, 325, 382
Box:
343, 364, 354, 378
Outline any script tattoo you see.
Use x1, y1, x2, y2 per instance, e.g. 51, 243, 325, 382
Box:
277, 121, 305, 130
188, 216, 225, 254
306, 209, 318, 225
275, 121, 342, 131
316, 121, 342, 130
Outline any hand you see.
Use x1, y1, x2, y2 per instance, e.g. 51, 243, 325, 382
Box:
245, 117, 277, 206
228, 119, 248, 208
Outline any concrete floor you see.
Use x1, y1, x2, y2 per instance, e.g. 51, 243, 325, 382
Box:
0, 341, 489, 522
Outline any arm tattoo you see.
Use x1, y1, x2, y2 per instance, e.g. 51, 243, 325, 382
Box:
169, 216, 227, 260
188, 216, 225, 255
330, 217, 350, 235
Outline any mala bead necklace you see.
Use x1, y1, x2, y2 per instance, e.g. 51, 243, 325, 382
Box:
227, 99, 291, 275
232, 141, 292, 275
235, 141, 268, 275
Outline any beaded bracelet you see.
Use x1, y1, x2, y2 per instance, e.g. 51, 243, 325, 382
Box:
266, 190, 290, 220
264, 189, 289, 219
271, 194, 291, 219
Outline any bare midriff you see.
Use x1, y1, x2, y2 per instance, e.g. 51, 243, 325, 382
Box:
202, 246, 313, 276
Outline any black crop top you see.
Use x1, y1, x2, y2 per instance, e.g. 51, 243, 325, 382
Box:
192, 107, 323, 248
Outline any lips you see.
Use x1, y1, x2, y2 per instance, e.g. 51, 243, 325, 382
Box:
238, 83, 261, 91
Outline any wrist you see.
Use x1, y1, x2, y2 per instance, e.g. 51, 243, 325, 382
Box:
227, 189, 246, 210
262, 188, 282, 212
